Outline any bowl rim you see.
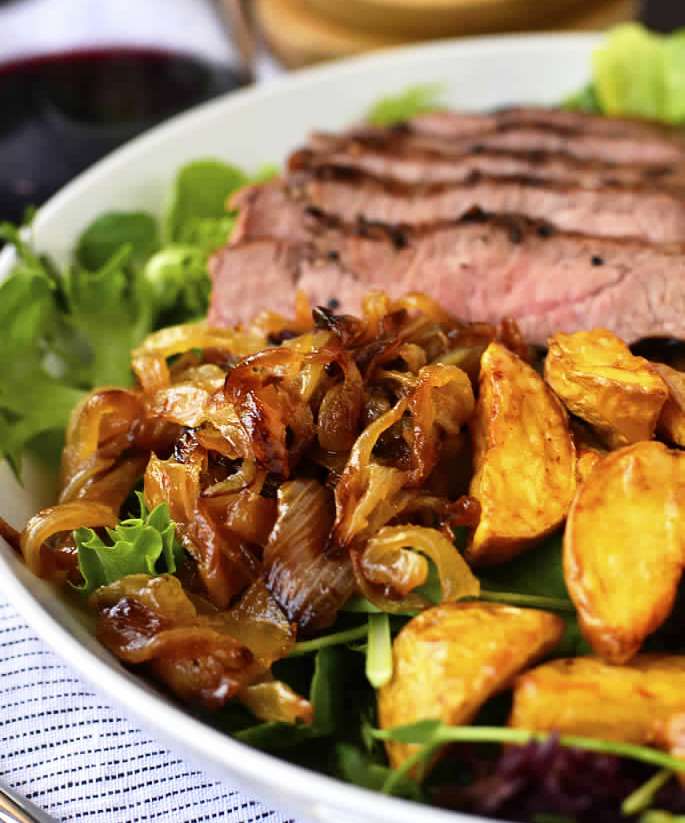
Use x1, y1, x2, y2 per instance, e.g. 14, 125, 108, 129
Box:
0, 30, 599, 823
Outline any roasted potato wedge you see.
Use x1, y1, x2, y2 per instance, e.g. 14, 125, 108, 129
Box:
510, 655, 685, 746
467, 342, 576, 565
545, 329, 668, 449
653, 362, 685, 447
378, 602, 564, 769
570, 421, 605, 485
565, 441, 685, 663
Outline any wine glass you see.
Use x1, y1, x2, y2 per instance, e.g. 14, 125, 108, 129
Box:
0, 0, 248, 222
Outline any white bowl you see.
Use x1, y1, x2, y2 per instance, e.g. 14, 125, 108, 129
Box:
0, 33, 598, 823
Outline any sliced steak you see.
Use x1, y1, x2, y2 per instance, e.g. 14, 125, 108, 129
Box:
294, 167, 685, 244
209, 210, 685, 346
300, 136, 678, 188
412, 107, 682, 142
405, 126, 683, 167
208, 239, 300, 327
230, 182, 311, 246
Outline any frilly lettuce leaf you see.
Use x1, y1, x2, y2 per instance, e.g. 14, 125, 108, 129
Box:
75, 492, 183, 595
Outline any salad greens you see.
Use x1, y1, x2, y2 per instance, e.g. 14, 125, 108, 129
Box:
566, 23, 685, 123
372, 720, 685, 791
367, 82, 445, 126
623, 770, 674, 816
365, 613, 393, 688
75, 492, 183, 595
0, 159, 276, 470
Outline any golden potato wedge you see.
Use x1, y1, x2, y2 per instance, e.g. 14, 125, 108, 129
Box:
467, 342, 576, 565
545, 329, 668, 449
570, 421, 605, 485
378, 602, 564, 769
510, 655, 685, 746
653, 362, 685, 446
576, 448, 603, 485
564, 441, 685, 664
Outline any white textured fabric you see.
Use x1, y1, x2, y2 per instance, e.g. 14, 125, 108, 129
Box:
0, 595, 296, 823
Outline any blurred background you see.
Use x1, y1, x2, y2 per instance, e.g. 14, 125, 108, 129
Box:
0, 0, 680, 223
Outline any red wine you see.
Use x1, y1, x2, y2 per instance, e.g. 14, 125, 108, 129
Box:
0, 47, 246, 222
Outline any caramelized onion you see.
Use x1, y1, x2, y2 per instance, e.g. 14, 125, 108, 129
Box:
240, 680, 313, 725
145, 452, 257, 608
132, 323, 266, 393
356, 525, 480, 613
60, 389, 144, 503
21, 501, 117, 577
224, 348, 315, 477
333, 399, 414, 549
220, 580, 295, 666
92, 575, 260, 709
407, 364, 475, 486
265, 479, 355, 633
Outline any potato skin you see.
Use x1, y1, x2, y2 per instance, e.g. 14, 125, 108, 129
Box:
467, 342, 576, 565
378, 602, 564, 769
510, 655, 685, 745
545, 329, 668, 449
564, 441, 685, 663
653, 362, 685, 447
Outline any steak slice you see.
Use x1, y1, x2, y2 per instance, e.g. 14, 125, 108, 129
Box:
230, 181, 312, 246
404, 126, 684, 167
208, 237, 368, 327
301, 135, 680, 189
294, 167, 685, 244
412, 107, 683, 142
208, 209, 685, 346
207, 239, 300, 327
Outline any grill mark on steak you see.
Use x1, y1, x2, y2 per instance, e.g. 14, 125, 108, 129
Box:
412, 107, 684, 142
304, 131, 685, 190
290, 164, 685, 244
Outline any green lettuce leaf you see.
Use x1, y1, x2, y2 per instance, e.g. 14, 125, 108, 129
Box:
61, 246, 156, 387
76, 211, 159, 271
367, 83, 445, 126
75, 492, 183, 595
563, 83, 601, 113
163, 159, 248, 243
0, 224, 85, 470
566, 23, 685, 123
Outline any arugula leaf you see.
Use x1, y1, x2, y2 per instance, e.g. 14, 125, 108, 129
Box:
367, 83, 445, 126
75, 492, 182, 595
481, 533, 569, 601
365, 614, 393, 688
622, 769, 672, 816
236, 647, 344, 749
372, 721, 685, 778
336, 743, 422, 800
76, 211, 159, 271
289, 624, 369, 656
